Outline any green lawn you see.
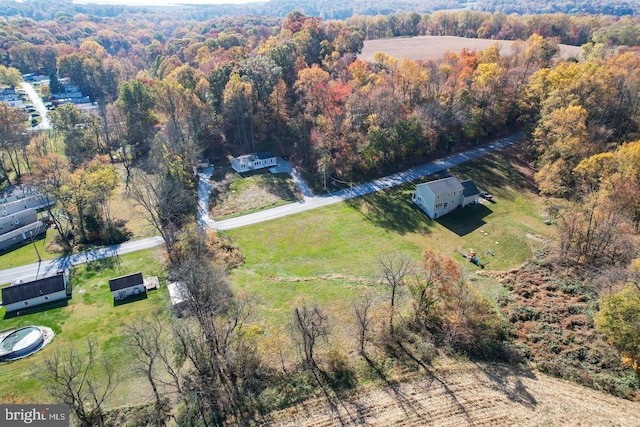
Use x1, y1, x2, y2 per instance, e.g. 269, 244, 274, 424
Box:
0, 229, 59, 271
225, 144, 554, 342
0, 143, 555, 406
0, 247, 169, 407
211, 172, 302, 219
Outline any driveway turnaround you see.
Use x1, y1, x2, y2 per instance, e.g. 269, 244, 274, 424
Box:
0, 132, 523, 284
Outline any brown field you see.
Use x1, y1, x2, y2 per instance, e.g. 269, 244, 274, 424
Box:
264, 360, 640, 426
359, 35, 582, 62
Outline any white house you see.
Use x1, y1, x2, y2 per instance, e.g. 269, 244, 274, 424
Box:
412, 176, 479, 219
108, 272, 146, 301
1, 270, 69, 313
230, 152, 277, 173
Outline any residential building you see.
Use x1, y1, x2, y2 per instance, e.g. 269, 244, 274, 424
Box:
412, 176, 479, 219
1, 270, 69, 313
108, 272, 146, 301
230, 152, 277, 173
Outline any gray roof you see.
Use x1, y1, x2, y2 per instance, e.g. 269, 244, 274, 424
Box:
461, 180, 480, 197
109, 272, 143, 292
418, 176, 464, 196
1, 272, 66, 305
256, 152, 275, 160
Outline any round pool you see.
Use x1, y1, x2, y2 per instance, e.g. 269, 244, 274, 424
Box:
0, 326, 45, 361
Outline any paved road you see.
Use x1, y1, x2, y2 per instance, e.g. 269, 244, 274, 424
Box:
20, 82, 51, 130
0, 132, 523, 284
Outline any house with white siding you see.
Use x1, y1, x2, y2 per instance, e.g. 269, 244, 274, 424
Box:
230, 152, 277, 173
1, 270, 69, 313
108, 272, 146, 301
412, 176, 479, 219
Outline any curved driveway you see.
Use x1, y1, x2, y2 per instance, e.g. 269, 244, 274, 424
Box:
0, 132, 523, 284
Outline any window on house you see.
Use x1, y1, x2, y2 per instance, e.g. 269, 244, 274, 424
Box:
44, 296, 49, 300
24, 301, 29, 305
444, 202, 448, 208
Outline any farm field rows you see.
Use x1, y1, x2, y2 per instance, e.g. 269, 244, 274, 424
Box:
264, 360, 640, 426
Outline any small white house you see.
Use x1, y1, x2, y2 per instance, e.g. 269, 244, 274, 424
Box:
230, 152, 277, 173
412, 176, 479, 219
1, 270, 69, 313
108, 272, 146, 301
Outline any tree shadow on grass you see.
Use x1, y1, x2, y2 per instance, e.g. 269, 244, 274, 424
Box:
258, 172, 302, 202
436, 203, 493, 237
393, 341, 475, 425
346, 186, 435, 235
475, 362, 538, 408
454, 147, 535, 202
83, 256, 121, 275
357, 353, 431, 423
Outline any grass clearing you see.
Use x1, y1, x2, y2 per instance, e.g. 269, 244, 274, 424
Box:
226, 144, 554, 343
0, 247, 169, 406
211, 171, 302, 219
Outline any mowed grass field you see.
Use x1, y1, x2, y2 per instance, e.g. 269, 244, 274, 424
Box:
225, 143, 554, 350
359, 35, 582, 62
0, 247, 168, 407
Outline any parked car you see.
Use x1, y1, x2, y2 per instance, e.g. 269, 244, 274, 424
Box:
480, 191, 493, 201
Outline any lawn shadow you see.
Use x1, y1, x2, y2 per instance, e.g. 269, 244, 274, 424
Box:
3, 297, 69, 319
436, 203, 493, 237
394, 341, 474, 425
83, 255, 121, 275
113, 291, 148, 307
454, 146, 535, 202
259, 172, 302, 202
346, 186, 434, 235
475, 362, 537, 408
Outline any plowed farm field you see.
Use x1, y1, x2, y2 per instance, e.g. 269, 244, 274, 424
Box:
264, 361, 640, 426
359, 35, 582, 62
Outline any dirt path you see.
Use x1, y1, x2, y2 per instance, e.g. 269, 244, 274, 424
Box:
262, 361, 640, 426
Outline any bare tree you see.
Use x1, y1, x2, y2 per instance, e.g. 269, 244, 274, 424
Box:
292, 304, 329, 369
36, 339, 118, 427
172, 294, 263, 426
128, 169, 196, 255
379, 253, 413, 336
352, 292, 376, 357
125, 314, 184, 427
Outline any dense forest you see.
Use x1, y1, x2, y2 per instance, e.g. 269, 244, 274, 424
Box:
1, 0, 638, 20
1, 1, 640, 425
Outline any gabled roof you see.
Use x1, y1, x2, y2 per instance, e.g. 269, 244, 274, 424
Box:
109, 272, 143, 292
232, 154, 257, 162
256, 152, 275, 160
461, 180, 480, 197
417, 176, 464, 196
1, 273, 66, 305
